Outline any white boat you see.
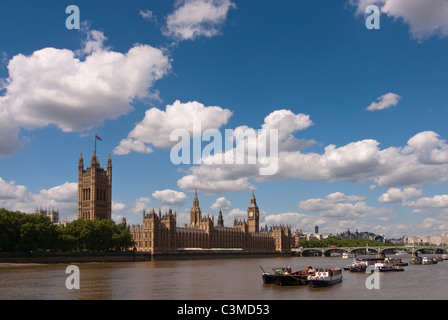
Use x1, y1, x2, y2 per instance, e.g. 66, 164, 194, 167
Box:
422, 257, 437, 265
369, 262, 405, 272
342, 252, 355, 259
308, 268, 343, 287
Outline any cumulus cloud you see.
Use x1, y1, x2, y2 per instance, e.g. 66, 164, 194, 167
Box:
349, 0, 448, 41
404, 194, 448, 208
377, 187, 423, 203
0, 29, 171, 156
366, 93, 401, 111
133, 197, 151, 214
152, 189, 187, 207
261, 109, 314, 151
0, 178, 77, 218
421, 217, 448, 232
0, 177, 28, 201
277, 131, 448, 188
174, 103, 448, 194
0, 111, 22, 156
139, 9, 157, 23
210, 196, 232, 211
114, 100, 233, 155
406, 131, 448, 165
163, 0, 236, 41
264, 212, 326, 230
298, 192, 392, 219
176, 109, 315, 194
112, 201, 126, 213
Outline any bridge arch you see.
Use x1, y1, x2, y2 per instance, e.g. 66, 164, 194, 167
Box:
298, 245, 447, 256
301, 248, 323, 257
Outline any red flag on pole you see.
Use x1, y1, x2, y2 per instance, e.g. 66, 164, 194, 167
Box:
95, 135, 102, 141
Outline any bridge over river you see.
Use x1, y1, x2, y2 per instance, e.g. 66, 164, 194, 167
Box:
293, 245, 448, 257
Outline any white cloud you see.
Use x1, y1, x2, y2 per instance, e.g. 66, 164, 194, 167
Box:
163, 0, 236, 41
366, 93, 401, 111
377, 187, 423, 203
275, 139, 388, 183
406, 131, 448, 165
349, 0, 448, 41
114, 100, 233, 155
112, 201, 126, 213
274, 130, 448, 188
38, 182, 78, 203
298, 192, 393, 219
178, 174, 254, 195
177, 122, 448, 194
0, 29, 171, 156
79, 29, 108, 55
0, 177, 28, 201
264, 212, 326, 230
139, 9, 157, 22
261, 109, 314, 151
421, 217, 448, 232
0, 110, 22, 156
0, 178, 77, 218
152, 189, 187, 207
173, 101, 448, 193
226, 208, 247, 222
113, 138, 153, 156
176, 109, 314, 194
133, 197, 151, 214
404, 194, 448, 208
210, 196, 232, 211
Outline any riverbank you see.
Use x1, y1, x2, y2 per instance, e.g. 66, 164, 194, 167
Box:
0, 251, 294, 264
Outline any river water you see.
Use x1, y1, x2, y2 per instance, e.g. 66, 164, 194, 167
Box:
0, 254, 446, 300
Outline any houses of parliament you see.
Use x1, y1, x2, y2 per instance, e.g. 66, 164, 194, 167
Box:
77, 151, 292, 253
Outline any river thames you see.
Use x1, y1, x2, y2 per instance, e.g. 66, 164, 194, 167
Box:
0, 254, 446, 300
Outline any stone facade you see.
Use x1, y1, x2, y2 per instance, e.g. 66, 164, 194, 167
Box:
131, 190, 291, 253
36, 207, 59, 224
77, 152, 112, 220
403, 233, 448, 246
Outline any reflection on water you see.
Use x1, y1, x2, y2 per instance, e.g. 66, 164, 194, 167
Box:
0, 254, 446, 300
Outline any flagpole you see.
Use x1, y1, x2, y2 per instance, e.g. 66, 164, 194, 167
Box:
94, 132, 97, 155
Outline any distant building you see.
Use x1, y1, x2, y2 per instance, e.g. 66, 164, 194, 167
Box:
36, 207, 59, 224
77, 151, 112, 220
403, 233, 448, 246
298, 230, 331, 242
130, 191, 292, 253
338, 229, 386, 243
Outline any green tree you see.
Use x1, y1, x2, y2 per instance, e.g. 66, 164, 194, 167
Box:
0, 209, 134, 253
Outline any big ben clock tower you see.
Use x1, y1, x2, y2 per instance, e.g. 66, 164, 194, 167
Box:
248, 191, 259, 233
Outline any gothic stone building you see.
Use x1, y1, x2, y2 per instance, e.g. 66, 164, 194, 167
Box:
130, 190, 292, 253
77, 152, 112, 220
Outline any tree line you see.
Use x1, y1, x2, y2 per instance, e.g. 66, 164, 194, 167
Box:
0, 208, 134, 253
299, 236, 396, 248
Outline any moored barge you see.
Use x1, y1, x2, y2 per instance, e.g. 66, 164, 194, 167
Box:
307, 268, 343, 287
261, 266, 316, 286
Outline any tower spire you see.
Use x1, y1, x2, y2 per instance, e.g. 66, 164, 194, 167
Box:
190, 188, 201, 227
193, 188, 199, 207
248, 191, 259, 233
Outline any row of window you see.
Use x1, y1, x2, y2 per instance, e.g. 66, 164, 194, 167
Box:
81, 188, 108, 201
132, 231, 277, 250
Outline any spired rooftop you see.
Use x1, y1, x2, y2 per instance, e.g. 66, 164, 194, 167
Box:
130, 191, 292, 254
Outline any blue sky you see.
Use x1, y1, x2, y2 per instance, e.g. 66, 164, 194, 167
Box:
1, 0, 448, 238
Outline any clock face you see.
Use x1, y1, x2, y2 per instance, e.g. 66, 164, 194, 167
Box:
249, 211, 253, 217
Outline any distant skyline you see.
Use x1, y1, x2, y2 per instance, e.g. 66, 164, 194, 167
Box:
1, 0, 448, 238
